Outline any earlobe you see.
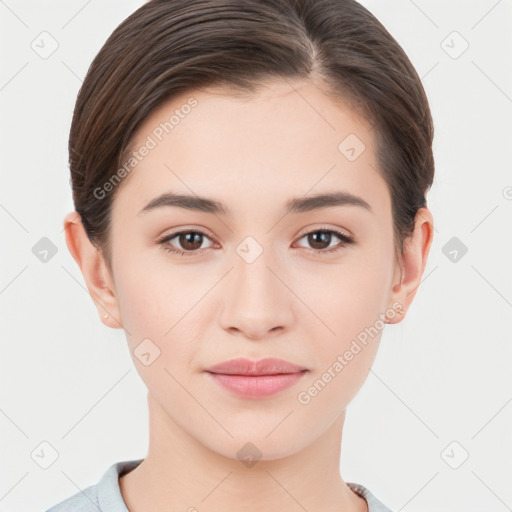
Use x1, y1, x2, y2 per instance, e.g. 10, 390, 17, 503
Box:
63, 211, 123, 329
386, 207, 434, 324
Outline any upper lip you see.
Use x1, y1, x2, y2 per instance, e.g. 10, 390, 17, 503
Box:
205, 357, 308, 376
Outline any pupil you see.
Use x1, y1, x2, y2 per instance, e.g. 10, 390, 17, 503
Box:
181, 232, 202, 250
309, 231, 330, 249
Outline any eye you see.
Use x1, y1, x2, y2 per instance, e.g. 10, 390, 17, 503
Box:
158, 227, 355, 257
158, 230, 215, 256
294, 228, 354, 255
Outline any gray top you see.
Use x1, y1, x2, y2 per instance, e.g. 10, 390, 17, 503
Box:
45, 458, 394, 512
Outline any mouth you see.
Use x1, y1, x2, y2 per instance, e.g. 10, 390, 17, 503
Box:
204, 357, 309, 376
204, 358, 309, 399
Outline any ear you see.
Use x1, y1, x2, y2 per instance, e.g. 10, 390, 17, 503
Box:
63, 211, 123, 329
386, 207, 434, 323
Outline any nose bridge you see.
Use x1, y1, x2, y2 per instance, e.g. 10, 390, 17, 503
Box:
234, 248, 276, 300
219, 237, 294, 338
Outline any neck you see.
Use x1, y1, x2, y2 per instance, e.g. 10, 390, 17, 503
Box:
119, 393, 367, 512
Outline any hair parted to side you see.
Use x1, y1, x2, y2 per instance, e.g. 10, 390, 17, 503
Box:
68, 0, 434, 274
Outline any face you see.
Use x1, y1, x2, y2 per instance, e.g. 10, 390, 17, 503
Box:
106, 78, 402, 460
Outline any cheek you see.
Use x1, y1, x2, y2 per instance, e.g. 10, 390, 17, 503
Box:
113, 256, 212, 380
299, 278, 386, 414
300, 255, 392, 341
297, 250, 392, 394
115, 250, 207, 334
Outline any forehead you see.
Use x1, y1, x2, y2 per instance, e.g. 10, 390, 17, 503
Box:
113, 78, 389, 219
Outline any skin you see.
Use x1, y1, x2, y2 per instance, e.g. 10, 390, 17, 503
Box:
64, 78, 433, 512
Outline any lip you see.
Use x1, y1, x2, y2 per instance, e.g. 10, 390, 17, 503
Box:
204, 358, 309, 399
205, 357, 308, 375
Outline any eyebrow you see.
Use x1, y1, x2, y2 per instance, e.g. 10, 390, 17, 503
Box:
138, 190, 373, 216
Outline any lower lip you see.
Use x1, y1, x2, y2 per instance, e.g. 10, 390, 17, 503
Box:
206, 371, 308, 399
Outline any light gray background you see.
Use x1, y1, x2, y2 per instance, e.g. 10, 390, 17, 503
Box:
1, 1, 511, 511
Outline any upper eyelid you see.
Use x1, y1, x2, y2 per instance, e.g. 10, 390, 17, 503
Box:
162, 223, 351, 236
296, 225, 351, 238
161, 228, 217, 244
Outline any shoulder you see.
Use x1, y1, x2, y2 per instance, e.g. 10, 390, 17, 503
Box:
347, 482, 395, 512
44, 483, 99, 512
44, 458, 144, 512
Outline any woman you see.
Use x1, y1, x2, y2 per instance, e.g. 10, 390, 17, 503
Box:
47, 0, 434, 510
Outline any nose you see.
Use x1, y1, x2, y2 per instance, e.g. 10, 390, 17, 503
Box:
219, 249, 295, 341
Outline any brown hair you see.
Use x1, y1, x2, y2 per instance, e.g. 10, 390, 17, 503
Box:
68, 0, 434, 273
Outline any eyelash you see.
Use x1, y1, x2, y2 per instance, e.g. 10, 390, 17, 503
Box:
158, 227, 355, 257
